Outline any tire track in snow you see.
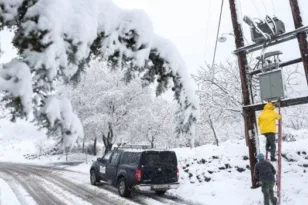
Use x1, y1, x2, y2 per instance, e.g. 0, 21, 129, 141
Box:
29, 164, 200, 205
0, 170, 37, 205
31, 176, 93, 205
3, 169, 66, 205
11, 165, 138, 205
1, 163, 200, 205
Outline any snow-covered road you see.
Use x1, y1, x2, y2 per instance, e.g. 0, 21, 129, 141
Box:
0, 163, 196, 205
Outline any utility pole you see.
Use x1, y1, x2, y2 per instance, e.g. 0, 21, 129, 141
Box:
229, 0, 258, 188
289, 0, 308, 84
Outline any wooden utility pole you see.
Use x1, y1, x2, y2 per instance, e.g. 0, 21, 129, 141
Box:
289, 0, 308, 84
229, 0, 258, 188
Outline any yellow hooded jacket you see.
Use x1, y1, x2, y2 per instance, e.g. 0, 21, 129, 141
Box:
258, 103, 281, 134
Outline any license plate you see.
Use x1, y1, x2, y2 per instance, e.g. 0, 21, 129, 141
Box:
153, 184, 168, 189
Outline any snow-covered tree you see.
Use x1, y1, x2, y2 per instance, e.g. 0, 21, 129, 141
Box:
0, 0, 198, 147
128, 98, 176, 148
193, 59, 301, 145
193, 61, 244, 145
63, 60, 154, 153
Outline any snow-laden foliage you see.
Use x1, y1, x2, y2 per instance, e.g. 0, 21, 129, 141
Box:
63, 60, 178, 150
193, 59, 303, 146
128, 98, 177, 148
0, 59, 32, 120
193, 61, 244, 145
0, 0, 198, 145
62, 60, 152, 149
42, 96, 83, 149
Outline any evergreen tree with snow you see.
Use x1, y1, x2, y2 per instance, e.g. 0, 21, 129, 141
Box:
0, 0, 198, 148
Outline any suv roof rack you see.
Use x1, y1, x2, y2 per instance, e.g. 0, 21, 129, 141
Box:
113, 144, 152, 150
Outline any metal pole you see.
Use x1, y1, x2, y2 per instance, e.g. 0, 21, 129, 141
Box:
229, 0, 258, 188
277, 103, 282, 205
289, 0, 308, 85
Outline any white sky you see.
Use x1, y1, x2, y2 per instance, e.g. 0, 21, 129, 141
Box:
112, 0, 308, 94
1, 0, 308, 94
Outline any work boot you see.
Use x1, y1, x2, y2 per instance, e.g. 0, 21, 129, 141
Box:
272, 197, 277, 205
271, 157, 277, 162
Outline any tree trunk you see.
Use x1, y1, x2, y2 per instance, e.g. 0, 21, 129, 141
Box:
93, 137, 97, 156
82, 136, 86, 153
209, 117, 219, 146
102, 122, 114, 154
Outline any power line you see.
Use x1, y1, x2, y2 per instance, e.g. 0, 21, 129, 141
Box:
271, 0, 276, 16
204, 0, 212, 62
212, 0, 224, 67
261, 0, 268, 15
238, 0, 244, 21
250, 0, 261, 18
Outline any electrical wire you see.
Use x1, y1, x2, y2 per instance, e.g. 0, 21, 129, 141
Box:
204, 0, 212, 62
261, 0, 268, 15
238, 0, 244, 22
271, 0, 276, 16
250, 0, 261, 18
211, 0, 224, 67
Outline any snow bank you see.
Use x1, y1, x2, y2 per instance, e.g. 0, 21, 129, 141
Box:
0, 119, 45, 162
171, 137, 308, 205
0, 178, 21, 205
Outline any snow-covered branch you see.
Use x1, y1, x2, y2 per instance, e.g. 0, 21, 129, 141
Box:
0, 0, 198, 144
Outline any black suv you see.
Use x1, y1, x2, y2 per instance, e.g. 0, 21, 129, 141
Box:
90, 145, 180, 197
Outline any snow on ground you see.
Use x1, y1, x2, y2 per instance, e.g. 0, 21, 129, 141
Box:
170, 136, 308, 205
1, 119, 308, 204
0, 178, 22, 205
0, 119, 47, 163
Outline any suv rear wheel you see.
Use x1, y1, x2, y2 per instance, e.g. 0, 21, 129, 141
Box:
90, 170, 99, 185
118, 177, 131, 197
155, 190, 167, 195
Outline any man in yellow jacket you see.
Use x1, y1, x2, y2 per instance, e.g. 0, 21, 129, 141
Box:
258, 102, 281, 162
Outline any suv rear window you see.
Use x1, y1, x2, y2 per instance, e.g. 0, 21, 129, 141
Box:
121, 152, 142, 165
142, 151, 177, 166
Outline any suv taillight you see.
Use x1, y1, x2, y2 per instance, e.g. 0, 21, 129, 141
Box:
136, 169, 142, 182
176, 168, 179, 181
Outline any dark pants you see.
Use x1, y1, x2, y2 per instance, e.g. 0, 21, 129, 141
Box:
261, 180, 277, 205
264, 133, 276, 158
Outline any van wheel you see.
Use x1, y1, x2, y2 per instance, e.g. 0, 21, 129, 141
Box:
118, 177, 131, 197
155, 190, 167, 195
90, 170, 99, 185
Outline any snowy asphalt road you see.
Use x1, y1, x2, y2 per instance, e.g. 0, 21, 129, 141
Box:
0, 162, 199, 205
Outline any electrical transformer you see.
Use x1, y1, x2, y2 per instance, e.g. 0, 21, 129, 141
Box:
244, 16, 286, 44
259, 69, 285, 102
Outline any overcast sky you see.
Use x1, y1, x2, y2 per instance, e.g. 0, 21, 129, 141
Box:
113, 0, 308, 94
1, 0, 308, 94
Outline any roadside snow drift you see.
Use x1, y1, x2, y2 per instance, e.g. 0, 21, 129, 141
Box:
172, 136, 308, 205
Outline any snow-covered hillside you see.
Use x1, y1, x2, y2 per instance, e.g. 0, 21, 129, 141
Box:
172, 136, 308, 205
0, 119, 47, 162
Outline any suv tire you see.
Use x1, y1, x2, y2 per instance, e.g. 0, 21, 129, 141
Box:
155, 190, 167, 195
90, 170, 99, 185
118, 177, 131, 197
